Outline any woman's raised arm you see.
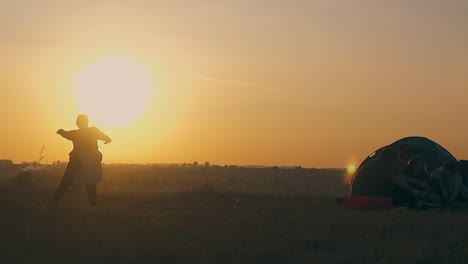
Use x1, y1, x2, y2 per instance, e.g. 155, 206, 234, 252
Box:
94, 128, 112, 144
57, 129, 76, 140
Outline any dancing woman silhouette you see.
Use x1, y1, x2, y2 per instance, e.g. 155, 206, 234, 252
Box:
49, 114, 111, 209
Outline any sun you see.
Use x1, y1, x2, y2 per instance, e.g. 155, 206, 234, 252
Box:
75, 56, 153, 128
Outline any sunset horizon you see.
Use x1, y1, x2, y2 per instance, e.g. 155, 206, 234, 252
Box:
3, 1, 468, 169
3, 1, 468, 263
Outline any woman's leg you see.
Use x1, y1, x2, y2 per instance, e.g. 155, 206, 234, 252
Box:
86, 184, 97, 206
51, 158, 80, 204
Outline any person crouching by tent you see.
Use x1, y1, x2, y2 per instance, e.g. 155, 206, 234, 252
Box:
431, 160, 468, 208
351, 147, 425, 206
402, 155, 432, 191
48, 114, 111, 210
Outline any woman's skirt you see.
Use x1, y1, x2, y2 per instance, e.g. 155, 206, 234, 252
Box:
69, 150, 103, 186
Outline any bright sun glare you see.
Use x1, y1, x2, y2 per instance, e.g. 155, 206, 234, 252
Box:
75, 57, 153, 128
347, 164, 357, 174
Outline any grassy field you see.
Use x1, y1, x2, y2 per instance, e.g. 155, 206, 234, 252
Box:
1, 165, 468, 263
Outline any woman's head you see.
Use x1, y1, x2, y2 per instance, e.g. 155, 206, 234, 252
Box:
76, 114, 89, 129
407, 155, 427, 175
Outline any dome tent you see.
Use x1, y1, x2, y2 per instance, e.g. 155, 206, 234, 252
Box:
348, 137, 457, 208
354, 136, 456, 173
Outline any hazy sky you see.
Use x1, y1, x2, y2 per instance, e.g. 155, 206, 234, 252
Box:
1, 0, 468, 167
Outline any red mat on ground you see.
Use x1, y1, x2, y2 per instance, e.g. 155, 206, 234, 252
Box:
344, 195, 393, 210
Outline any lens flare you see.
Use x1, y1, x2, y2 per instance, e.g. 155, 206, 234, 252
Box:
347, 164, 357, 174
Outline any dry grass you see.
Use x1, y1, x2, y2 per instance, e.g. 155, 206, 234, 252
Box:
0, 165, 467, 263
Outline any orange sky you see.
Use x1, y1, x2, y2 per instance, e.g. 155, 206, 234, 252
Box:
1, 0, 468, 168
